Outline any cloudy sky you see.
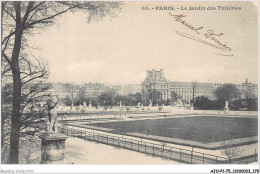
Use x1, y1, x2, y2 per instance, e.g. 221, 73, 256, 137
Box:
29, 1, 258, 85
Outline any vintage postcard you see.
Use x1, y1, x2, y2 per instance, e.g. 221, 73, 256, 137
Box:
1, 1, 258, 174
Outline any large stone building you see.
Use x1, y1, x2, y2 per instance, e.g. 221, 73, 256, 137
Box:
49, 83, 79, 99
49, 82, 141, 102
110, 84, 141, 95
141, 69, 258, 102
141, 69, 169, 101
82, 83, 141, 97
82, 83, 106, 98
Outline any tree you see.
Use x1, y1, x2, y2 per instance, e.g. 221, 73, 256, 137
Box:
131, 92, 142, 106
114, 92, 142, 106
214, 84, 240, 102
63, 95, 71, 106
170, 91, 179, 102
244, 98, 257, 111
73, 96, 82, 106
1, 1, 122, 164
191, 81, 197, 103
229, 99, 243, 111
221, 139, 245, 162
63, 83, 75, 106
127, 92, 142, 106
98, 88, 116, 106
212, 84, 241, 110
1, 83, 12, 147
114, 95, 127, 105
193, 96, 213, 110
148, 90, 161, 104
1, 56, 50, 164
77, 86, 91, 106
62, 83, 81, 107
1, 81, 51, 164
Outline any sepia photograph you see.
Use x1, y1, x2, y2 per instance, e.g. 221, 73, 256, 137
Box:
0, 0, 259, 173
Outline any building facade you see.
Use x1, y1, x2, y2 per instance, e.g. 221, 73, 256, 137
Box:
49, 83, 79, 99
141, 69, 258, 102
82, 83, 106, 98
110, 84, 141, 95
48, 82, 141, 101
141, 69, 169, 101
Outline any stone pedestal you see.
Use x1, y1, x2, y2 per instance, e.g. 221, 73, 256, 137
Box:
39, 134, 68, 164
224, 108, 229, 115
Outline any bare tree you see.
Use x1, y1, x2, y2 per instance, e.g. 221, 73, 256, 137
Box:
1, 53, 51, 163
221, 139, 245, 162
191, 81, 197, 103
63, 83, 78, 108
1, 1, 123, 164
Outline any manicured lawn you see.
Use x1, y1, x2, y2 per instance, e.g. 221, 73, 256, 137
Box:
91, 116, 258, 143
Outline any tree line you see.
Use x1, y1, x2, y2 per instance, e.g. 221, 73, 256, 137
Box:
193, 84, 257, 111
61, 83, 257, 111
62, 89, 142, 107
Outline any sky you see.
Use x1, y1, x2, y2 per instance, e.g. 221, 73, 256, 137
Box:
29, 1, 258, 85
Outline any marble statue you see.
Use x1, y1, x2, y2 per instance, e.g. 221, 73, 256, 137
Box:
46, 96, 59, 134
83, 101, 87, 107
149, 99, 152, 107
224, 100, 229, 115
225, 100, 229, 109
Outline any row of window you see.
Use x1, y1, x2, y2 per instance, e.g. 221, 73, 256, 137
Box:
175, 91, 213, 95
156, 90, 213, 94
144, 84, 217, 90
171, 88, 213, 92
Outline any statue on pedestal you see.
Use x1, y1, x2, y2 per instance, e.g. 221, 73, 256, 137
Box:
119, 100, 122, 107
225, 100, 229, 109
39, 95, 69, 164
149, 99, 152, 107
224, 100, 229, 115
83, 101, 87, 108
